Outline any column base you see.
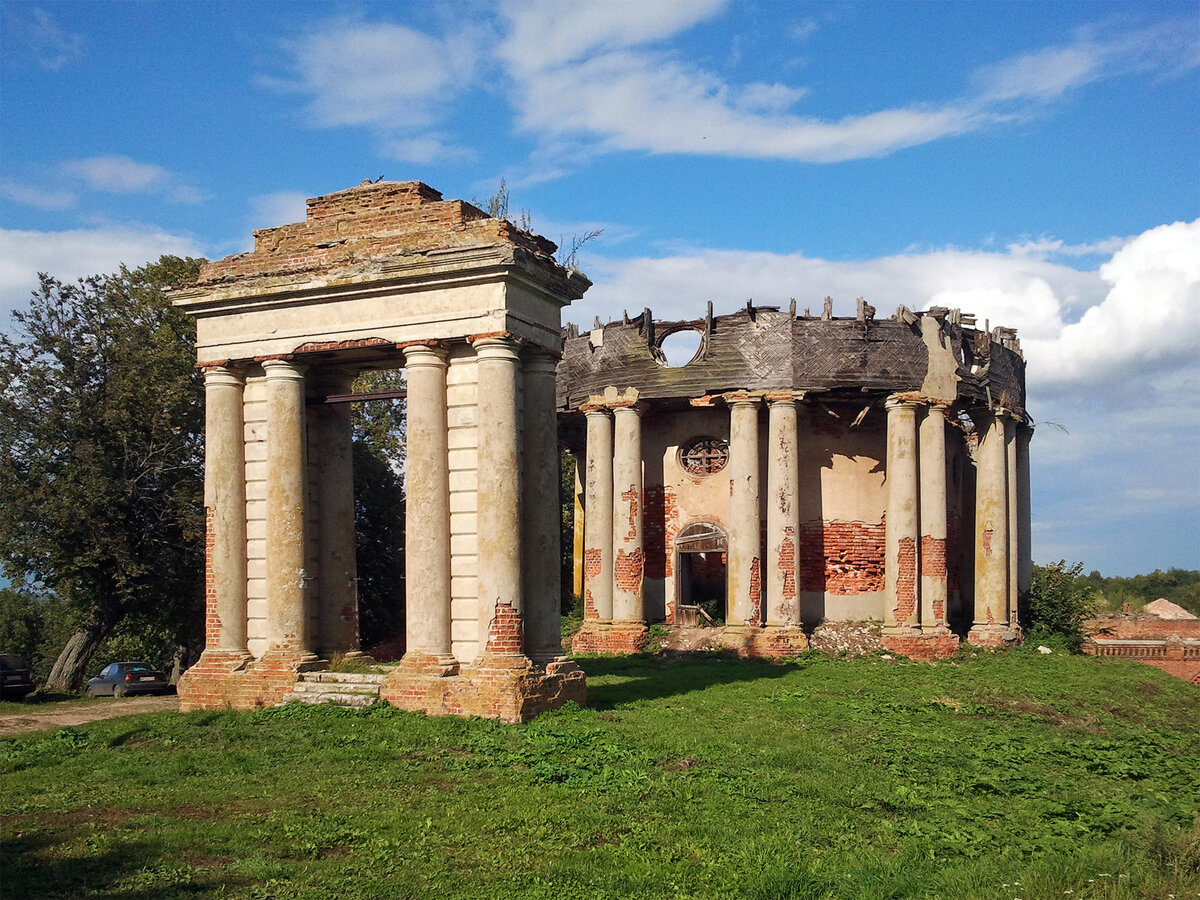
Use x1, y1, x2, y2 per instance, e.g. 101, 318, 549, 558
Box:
967, 624, 1023, 648
570, 621, 649, 655
880, 629, 962, 660
379, 656, 586, 724
398, 651, 460, 677
721, 625, 811, 658
177, 650, 321, 711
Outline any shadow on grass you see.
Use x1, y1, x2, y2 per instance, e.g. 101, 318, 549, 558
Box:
577, 653, 794, 711
1, 831, 249, 899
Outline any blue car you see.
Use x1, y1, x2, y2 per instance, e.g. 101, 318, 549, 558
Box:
85, 661, 171, 697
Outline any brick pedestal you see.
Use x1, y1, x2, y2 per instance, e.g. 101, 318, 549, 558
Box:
379, 658, 586, 724
177, 650, 319, 711
880, 631, 962, 660
966, 624, 1022, 648
721, 625, 811, 658
571, 621, 649, 655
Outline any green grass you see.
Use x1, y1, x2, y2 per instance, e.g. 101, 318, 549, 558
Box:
0, 691, 101, 715
2, 646, 1199, 899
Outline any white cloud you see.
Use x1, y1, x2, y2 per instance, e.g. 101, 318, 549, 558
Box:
497, 5, 1197, 164
248, 191, 310, 229
0, 179, 76, 211
0, 226, 207, 328
2, 5, 84, 71
381, 135, 476, 166
62, 156, 170, 192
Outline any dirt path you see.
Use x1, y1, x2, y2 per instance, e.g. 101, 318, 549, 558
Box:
0, 695, 180, 737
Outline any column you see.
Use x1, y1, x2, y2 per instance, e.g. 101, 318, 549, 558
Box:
1005, 414, 1020, 629
884, 397, 920, 632
473, 336, 526, 662
310, 368, 359, 657
572, 454, 585, 603
203, 366, 249, 654
919, 403, 949, 630
727, 395, 761, 626
970, 410, 1009, 637
1016, 424, 1034, 602
611, 404, 644, 623
402, 344, 455, 669
263, 358, 311, 656
765, 394, 800, 626
583, 408, 614, 621
522, 349, 564, 664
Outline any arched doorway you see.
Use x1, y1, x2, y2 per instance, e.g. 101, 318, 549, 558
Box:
675, 522, 728, 625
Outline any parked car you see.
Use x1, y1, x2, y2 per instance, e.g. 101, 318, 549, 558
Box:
0, 654, 36, 700
85, 662, 171, 698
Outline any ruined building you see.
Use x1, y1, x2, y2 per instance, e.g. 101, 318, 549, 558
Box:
174, 180, 1032, 722
559, 302, 1032, 660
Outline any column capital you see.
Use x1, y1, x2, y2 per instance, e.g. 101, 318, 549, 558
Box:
261, 357, 305, 380
203, 365, 245, 388
402, 343, 449, 367
611, 402, 643, 417
764, 390, 799, 408
885, 393, 923, 412
470, 333, 522, 359
723, 391, 762, 409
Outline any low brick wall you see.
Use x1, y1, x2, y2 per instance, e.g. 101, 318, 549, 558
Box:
1084, 636, 1200, 685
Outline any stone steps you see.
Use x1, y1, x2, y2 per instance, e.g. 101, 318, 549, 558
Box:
280, 670, 388, 708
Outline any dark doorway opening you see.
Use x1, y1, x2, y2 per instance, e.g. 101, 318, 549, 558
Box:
675, 522, 728, 625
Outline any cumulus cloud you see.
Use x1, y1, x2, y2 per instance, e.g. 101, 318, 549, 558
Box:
0, 226, 207, 328
0, 179, 76, 211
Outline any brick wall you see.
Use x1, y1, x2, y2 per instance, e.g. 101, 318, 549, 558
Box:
798, 519, 886, 594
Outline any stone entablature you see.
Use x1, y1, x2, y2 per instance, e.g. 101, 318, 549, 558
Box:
558, 305, 1032, 660
175, 181, 589, 721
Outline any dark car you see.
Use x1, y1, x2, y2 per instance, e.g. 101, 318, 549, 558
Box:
85, 661, 171, 698
0, 654, 36, 700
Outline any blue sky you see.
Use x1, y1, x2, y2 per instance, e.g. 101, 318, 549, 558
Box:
1, 1, 1197, 576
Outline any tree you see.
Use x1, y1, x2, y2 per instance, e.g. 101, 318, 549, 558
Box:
0, 256, 206, 689
1023, 560, 1100, 651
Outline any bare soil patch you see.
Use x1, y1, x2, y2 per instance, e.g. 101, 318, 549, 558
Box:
0, 695, 179, 736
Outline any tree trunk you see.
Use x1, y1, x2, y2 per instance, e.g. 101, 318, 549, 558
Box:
45, 611, 120, 691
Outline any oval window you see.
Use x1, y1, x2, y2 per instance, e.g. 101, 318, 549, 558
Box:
679, 437, 729, 475
657, 329, 703, 367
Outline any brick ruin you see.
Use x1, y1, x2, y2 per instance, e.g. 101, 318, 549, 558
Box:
174, 179, 1034, 723
173, 180, 588, 721
558, 299, 1032, 660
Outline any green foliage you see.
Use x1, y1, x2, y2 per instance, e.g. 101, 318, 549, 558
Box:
1, 652, 1198, 898
350, 369, 406, 650
1082, 568, 1200, 616
1024, 560, 1099, 650
0, 586, 43, 664
0, 257, 206, 687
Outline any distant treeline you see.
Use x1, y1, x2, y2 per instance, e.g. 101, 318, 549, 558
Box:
1080, 568, 1200, 616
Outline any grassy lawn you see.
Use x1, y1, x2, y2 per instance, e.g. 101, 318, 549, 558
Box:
2, 646, 1198, 899
0, 692, 102, 716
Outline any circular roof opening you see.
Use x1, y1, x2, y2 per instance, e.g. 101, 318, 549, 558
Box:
657, 329, 703, 367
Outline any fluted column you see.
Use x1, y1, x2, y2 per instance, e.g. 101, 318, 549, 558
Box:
969, 410, 1010, 641
403, 344, 456, 670
727, 395, 762, 626
765, 394, 800, 626
884, 397, 920, 633
611, 404, 644, 623
1016, 424, 1034, 602
919, 403, 950, 630
522, 349, 564, 665
310, 368, 359, 657
473, 336, 526, 662
583, 408, 614, 622
263, 358, 311, 655
203, 366, 249, 654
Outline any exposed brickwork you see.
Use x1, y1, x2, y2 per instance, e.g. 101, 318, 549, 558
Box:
570, 622, 649, 655
880, 632, 961, 660
798, 519, 886, 594
196, 181, 560, 288
778, 527, 797, 602
643, 485, 680, 585
893, 537, 917, 626
203, 507, 218, 647
484, 602, 524, 655
614, 548, 645, 594
920, 535, 947, 577
747, 557, 762, 626
293, 337, 393, 355
982, 528, 994, 558
379, 662, 587, 724
583, 548, 602, 619
177, 651, 307, 711
621, 485, 639, 540
1084, 636, 1200, 684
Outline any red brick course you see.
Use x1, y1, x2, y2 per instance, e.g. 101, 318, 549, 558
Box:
614, 548, 645, 594
799, 519, 886, 594
880, 632, 961, 660
583, 548, 602, 619
484, 602, 524, 655
893, 537, 917, 626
